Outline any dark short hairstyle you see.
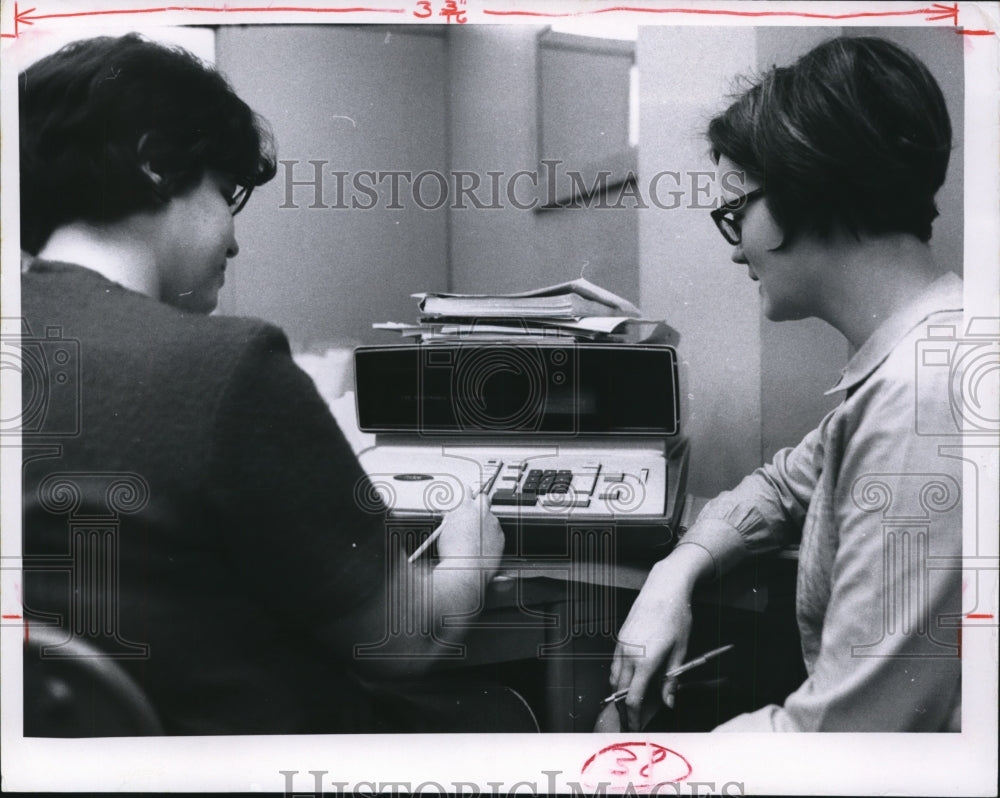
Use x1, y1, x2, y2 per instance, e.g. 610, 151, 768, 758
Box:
708, 36, 952, 244
19, 34, 277, 254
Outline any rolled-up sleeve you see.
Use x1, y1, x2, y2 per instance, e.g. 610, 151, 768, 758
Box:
680, 420, 827, 577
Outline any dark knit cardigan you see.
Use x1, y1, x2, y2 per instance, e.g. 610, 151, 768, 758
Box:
22, 261, 388, 734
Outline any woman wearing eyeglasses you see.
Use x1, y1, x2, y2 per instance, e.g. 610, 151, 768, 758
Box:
20, 34, 520, 735
599, 35, 963, 733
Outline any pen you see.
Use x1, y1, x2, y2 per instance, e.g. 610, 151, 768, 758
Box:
601, 644, 735, 705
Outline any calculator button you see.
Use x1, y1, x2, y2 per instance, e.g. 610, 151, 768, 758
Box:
491, 490, 538, 506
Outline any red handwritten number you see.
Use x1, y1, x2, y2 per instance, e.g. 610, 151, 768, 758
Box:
413, 1, 432, 19
612, 747, 636, 778
640, 746, 668, 780
581, 742, 693, 790
440, 0, 467, 24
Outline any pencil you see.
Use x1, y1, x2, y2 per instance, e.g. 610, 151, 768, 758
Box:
601, 644, 735, 705
407, 525, 444, 564
406, 484, 483, 564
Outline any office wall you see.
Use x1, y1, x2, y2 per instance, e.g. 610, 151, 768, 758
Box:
218, 25, 639, 346
638, 27, 965, 496
216, 26, 449, 350
447, 27, 639, 305
538, 33, 633, 170
638, 27, 763, 496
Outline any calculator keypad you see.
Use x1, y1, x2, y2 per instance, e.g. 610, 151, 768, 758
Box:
489, 463, 602, 508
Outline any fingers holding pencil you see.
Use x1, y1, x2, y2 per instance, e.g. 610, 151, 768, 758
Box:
408, 487, 504, 569
602, 645, 735, 706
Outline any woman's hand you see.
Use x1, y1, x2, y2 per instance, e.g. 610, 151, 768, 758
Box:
609, 543, 712, 731
355, 493, 504, 674
435, 493, 505, 577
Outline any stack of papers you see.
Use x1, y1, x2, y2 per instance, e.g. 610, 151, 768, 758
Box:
374, 279, 678, 345
415, 279, 640, 319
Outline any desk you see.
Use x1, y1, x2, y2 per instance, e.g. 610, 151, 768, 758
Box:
439, 498, 802, 732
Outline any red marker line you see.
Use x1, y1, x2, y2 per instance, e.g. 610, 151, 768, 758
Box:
483, 4, 957, 23
958, 29, 995, 35
3, 2, 971, 38
5, 1, 405, 38
17, 5, 407, 21
966, 613, 995, 619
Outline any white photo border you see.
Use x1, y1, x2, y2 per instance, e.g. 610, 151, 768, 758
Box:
2, 1, 997, 794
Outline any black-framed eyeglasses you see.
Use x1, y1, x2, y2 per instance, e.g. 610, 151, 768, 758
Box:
228, 185, 253, 216
710, 187, 765, 246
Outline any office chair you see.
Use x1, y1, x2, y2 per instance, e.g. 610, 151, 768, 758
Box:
23, 626, 163, 737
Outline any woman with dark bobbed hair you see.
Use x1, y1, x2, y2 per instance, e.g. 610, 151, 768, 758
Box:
600, 36, 962, 732
20, 33, 278, 310
20, 34, 523, 735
